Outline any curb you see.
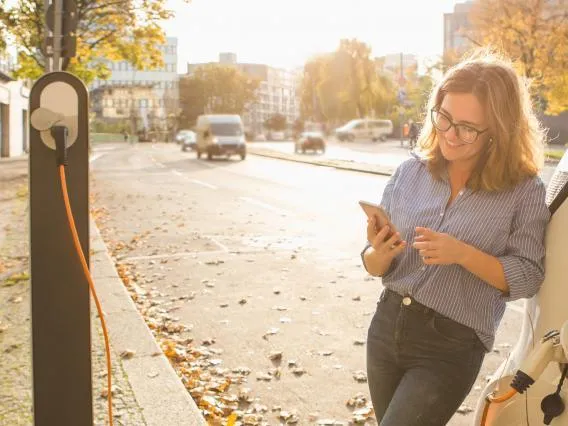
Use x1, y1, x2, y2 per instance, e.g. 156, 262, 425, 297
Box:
90, 218, 206, 426
247, 147, 395, 176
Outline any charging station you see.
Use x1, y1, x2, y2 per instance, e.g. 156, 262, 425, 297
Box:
29, 72, 92, 424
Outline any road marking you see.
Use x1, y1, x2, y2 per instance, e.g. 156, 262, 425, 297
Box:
89, 153, 107, 163
189, 179, 217, 189
171, 169, 218, 189
207, 236, 230, 253
239, 196, 290, 215
150, 157, 166, 168
121, 249, 229, 261
92, 146, 117, 152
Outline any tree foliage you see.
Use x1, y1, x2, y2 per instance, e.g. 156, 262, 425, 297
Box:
179, 64, 260, 127
468, 0, 568, 114
0, 0, 190, 83
299, 38, 434, 127
264, 113, 287, 131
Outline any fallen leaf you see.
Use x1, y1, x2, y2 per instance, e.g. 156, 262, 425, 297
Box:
292, 367, 306, 377
269, 351, 283, 361
353, 371, 367, 383
353, 339, 366, 346
120, 349, 136, 359
456, 404, 474, 414
256, 372, 272, 381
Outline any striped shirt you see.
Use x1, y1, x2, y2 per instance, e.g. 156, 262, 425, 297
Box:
363, 157, 550, 351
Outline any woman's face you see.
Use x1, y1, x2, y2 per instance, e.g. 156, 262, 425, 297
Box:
435, 92, 488, 168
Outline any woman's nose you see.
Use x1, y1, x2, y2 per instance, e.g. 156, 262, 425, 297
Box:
444, 125, 459, 142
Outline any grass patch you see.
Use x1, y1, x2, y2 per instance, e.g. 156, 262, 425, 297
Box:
546, 149, 565, 160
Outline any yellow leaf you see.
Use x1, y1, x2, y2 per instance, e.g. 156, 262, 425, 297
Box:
226, 412, 238, 426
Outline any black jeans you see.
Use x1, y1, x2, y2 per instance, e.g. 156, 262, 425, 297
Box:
367, 289, 486, 425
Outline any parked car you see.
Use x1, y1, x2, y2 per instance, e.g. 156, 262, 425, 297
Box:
295, 131, 326, 154
195, 114, 247, 160
175, 129, 194, 144
335, 118, 393, 142
180, 131, 197, 151
270, 131, 286, 141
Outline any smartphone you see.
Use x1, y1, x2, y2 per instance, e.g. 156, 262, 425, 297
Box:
359, 200, 398, 240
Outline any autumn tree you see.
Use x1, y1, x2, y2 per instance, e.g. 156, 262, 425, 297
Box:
263, 113, 287, 132
179, 64, 259, 126
0, 0, 189, 83
178, 75, 206, 128
468, 0, 568, 114
299, 39, 393, 125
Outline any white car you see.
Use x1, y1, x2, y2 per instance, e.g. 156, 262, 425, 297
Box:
175, 129, 194, 144
270, 131, 286, 141
335, 119, 393, 142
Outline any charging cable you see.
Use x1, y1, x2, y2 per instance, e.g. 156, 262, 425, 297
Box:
53, 126, 114, 425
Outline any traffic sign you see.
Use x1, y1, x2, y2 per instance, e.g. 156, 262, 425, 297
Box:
45, 0, 77, 35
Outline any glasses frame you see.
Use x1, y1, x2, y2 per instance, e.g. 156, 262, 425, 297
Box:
430, 108, 489, 144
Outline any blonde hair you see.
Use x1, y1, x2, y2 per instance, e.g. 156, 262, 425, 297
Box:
417, 49, 545, 192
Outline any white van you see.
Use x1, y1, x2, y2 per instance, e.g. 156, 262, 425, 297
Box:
335, 118, 393, 142
195, 114, 247, 160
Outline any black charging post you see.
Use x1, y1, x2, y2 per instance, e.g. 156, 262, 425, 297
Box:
29, 1, 93, 424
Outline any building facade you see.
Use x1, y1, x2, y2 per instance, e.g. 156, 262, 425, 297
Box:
0, 67, 30, 158
444, 1, 474, 57
90, 37, 179, 131
187, 53, 300, 135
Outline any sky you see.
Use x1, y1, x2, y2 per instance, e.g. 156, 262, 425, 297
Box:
163, 0, 464, 73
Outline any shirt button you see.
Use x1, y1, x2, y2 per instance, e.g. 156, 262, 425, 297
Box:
440, 212, 444, 217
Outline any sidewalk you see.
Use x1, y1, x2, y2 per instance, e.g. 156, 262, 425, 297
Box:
0, 156, 205, 426
247, 139, 562, 183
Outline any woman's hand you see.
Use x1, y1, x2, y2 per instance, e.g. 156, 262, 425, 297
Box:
366, 216, 407, 259
412, 227, 468, 265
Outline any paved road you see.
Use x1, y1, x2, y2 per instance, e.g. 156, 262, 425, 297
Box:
90, 142, 539, 425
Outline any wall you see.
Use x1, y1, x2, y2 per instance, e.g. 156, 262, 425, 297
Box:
0, 80, 29, 158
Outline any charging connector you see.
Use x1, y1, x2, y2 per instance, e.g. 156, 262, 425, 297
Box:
52, 125, 69, 166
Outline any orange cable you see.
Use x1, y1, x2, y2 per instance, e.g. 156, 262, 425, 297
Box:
480, 388, 517, 425
59, 165, 113, 426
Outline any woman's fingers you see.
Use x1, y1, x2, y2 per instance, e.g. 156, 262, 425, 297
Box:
385, 231, 402, 248
372, 225, 391, 247
366, 216, 377, 241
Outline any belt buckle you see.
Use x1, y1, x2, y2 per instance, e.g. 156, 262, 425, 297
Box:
402, 296, 412, 306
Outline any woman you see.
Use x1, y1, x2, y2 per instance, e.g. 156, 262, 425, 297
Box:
362, 51, 550, 425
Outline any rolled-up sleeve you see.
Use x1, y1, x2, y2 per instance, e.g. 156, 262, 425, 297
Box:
499, 178, 550, 301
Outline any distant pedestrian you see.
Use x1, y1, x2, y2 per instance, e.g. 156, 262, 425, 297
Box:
123, 130, 129, 144
408, 121, 419, 149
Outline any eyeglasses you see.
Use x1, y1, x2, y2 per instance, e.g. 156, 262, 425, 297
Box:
430, 108, 488, 144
